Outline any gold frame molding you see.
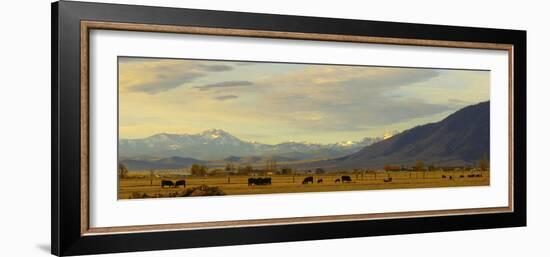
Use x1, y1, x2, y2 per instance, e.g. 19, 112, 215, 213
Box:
80, 20, 514, 236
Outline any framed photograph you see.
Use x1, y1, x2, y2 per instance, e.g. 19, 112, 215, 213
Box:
52, 1, 526, 256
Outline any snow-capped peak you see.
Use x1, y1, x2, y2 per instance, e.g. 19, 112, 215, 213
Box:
200, 128, 230, 138
338, 140, 355, 147
382, 130, 399, 140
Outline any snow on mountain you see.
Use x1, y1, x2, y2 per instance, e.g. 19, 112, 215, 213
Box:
119, 129, 384, 161
297, 101, 490, 170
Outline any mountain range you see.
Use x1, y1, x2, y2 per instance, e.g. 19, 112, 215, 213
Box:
301, 101, 490, 170
119, 129, 383, 161
121, 156, 207, 171
120, 101, 489, 171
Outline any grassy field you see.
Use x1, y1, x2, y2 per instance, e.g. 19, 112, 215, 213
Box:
118, 170, 490, 199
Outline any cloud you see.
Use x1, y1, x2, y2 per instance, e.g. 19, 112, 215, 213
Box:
128, 73, 202, 94
253, 66, 451, 131
214, 95, 239, 101
448, 98, 469, 104
119, 59, 234, 95
278, 98, 453, 132
234, 62, 257, 66
194, 80, 254, 91
118, 57, 159, 63
260, 66, 439, 90
199, 64, 234, 72
119, 58, 489, 143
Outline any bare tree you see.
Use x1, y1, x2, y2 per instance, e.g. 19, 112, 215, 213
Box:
479, 153, 489, 171
118, 163, 129, 179
413, 160, 425, 171
149, 170, 155, 186
225, 163, 234, 172
191, 164, 208, 176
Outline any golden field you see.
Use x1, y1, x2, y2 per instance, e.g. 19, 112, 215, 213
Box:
118, 170, 490, 199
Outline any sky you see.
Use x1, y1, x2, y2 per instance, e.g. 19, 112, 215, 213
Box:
118, 57, 490, 144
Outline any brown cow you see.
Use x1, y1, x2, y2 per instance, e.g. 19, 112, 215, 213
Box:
302, 176, 314, 184
175, 180, 186, 188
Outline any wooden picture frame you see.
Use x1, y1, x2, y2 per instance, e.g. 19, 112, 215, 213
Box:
52, 1, 526, 256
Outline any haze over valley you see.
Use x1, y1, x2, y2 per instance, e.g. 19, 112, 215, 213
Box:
120, 101, 489, 172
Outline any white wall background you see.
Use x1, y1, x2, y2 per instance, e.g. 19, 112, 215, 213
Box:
0, 0, 547, 256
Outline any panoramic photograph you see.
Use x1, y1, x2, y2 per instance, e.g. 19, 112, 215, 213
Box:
117, 57, 490, 199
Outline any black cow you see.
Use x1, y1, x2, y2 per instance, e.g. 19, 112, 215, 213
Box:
459, 175, 465, 178
248, 177, 272, 186
317, 178, 323, 184
341, 175, 352, 183
383, 177, 393, 182
261, 177, 272, 185
442, 175, 447, 179
175, 179, 186, 188
449, 175, 453, 180
161, 180, 174, 188
248, 178, 256, 186
334, 178, 341, 183
302, 176, 314, 184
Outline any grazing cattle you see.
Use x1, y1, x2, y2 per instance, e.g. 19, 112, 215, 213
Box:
317, 178, 323, 184
334, 178, 341, 183
341, 175, 352, 183
248, 177, 272, 186
442, 175, 447, 179
475, 174, 483, 177
449, 176, 453, 180
302, 176, 314, 184
248, 178, 255, 186
342, 176, 351, 183
459, 175, 465, 178
467, 174, 475, 178
262, 177, 272, 185
175, 180, 186, 188
161, 180, 174, 188
383, 177, 393, 183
